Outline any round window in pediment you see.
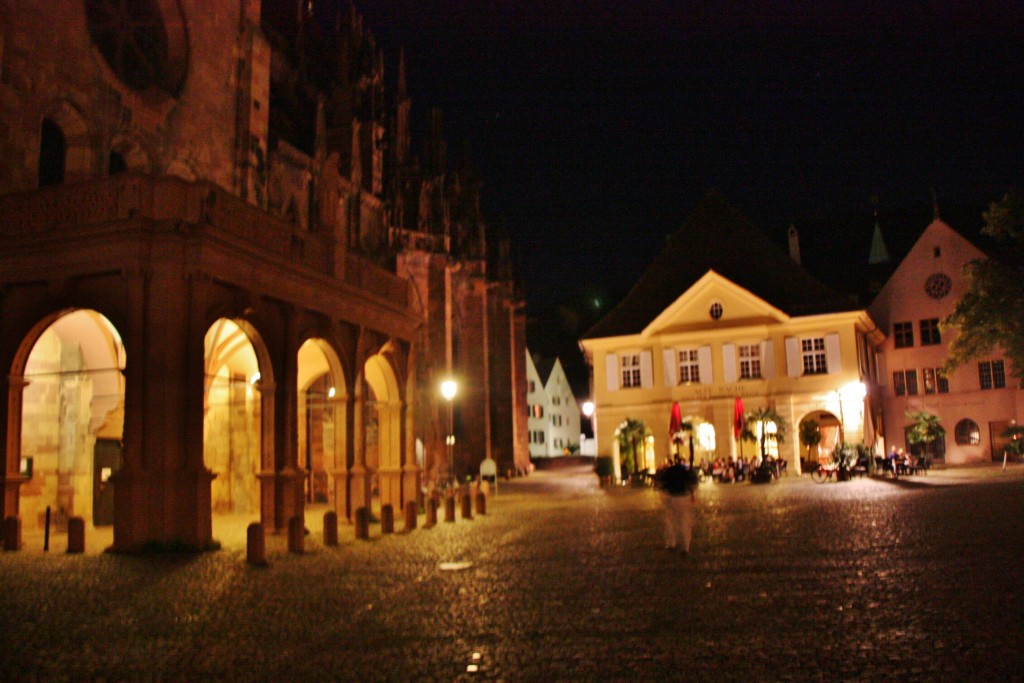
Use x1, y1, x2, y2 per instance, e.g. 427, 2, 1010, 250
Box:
85, 0, 189, 97
925, 272, 952, 299
709, 301, 723, 320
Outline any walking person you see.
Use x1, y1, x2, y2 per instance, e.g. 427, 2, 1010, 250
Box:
656, 457, 699, 555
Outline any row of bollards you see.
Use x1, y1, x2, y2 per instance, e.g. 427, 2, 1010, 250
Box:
2, 512, 86, 554
243, 488, 490, 566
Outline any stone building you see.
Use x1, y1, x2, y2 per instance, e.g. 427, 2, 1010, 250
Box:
0, 0, 525, 551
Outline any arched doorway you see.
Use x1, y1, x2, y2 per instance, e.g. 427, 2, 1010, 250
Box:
362, 352, 403, 511
799, 411, 841, 466
674, 415, 716, 468
17, 310, 126, 535
203, 319, 264, 541
297, 339, 346, 511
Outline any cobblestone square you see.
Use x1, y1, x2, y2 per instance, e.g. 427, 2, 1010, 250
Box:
2, 465, 1022, 681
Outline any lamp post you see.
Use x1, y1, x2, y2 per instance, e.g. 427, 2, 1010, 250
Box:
441, 379, 458, 486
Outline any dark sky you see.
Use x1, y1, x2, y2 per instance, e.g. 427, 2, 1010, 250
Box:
350, 0, 1024, 391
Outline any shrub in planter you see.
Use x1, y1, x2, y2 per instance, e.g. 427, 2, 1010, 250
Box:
594, 456, 616, 486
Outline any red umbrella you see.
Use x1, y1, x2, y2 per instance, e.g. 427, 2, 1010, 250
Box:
670, 402, 683, 437
733, 397, 746, 440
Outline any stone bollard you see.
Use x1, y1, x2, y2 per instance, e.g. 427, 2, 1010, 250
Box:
444, 495, 456, 523
288, 515, 304, 554
354, 507, 370, 539
461, 491, 473, 520
475, 490, 487, 515
3, 516, 21, 551
247, 522, 267, 566
323, 511, 338, 546
67, 516, 85, 553
381, 504, 394, 534
425, 496, 438, 527
404, 500, 418, 531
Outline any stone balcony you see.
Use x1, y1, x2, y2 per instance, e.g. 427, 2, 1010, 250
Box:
0, 174, 411, 310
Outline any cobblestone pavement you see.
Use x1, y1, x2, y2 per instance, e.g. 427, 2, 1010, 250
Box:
2, 465, 1022, 681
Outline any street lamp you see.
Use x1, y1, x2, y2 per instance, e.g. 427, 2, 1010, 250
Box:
441, 379, 458, 485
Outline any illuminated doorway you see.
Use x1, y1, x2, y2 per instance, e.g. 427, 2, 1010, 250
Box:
204, 319, 263, 540
17, 310, 126, 531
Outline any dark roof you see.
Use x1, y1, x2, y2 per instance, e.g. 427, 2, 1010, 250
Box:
531, 355, 557, 385
582, 192, 857, 339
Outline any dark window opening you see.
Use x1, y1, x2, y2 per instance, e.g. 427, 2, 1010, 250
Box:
108, 150, 127, 175
39, 118, 66, 187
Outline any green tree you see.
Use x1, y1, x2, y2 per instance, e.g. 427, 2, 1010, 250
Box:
798, 418, 822, 463
906, 411, 945, 458
616, 418, 648, 475
743, 407, 789, 461
943, 191, 1024, 381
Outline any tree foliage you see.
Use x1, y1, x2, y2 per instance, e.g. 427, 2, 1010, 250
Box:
906, 411, 945, 447
943, 191, 1024, 381
742, 406, 789, 460
616, 418, 648, 475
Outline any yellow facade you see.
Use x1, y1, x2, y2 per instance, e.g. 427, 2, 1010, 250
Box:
581, 271, 884, 476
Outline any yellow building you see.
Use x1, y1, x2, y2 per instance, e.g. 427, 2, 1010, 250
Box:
580, 194, 884, 478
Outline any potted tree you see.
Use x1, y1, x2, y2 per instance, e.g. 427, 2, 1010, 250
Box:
799, 419, 822, 474
743, 406, 789, 483
906, 410, 945, 468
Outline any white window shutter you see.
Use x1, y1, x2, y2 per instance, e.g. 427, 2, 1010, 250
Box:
785, 337, 800, 377
876, 353, 887, 386
722, 343, 737, 383
663, 348, 677, 386
826, 333, 841, 374
640, 350, 653, 388
761, 339, 775, 378
605, 354, 619, 391
698, 345, 713, 385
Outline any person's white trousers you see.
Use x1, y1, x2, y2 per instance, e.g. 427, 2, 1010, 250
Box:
662, 494, 694, 551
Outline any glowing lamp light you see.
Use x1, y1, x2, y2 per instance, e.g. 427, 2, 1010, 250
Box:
328, 386, 336, 398
582, 401, 595, 418
249, 372, 260, 385
441, 379, 457, 401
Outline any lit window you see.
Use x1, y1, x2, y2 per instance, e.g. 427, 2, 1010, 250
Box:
528, 380, 536, 393
800, 337, 827, 375
894, 322, 914, 348
621, 354, 641, 388
738, 344, 762, 379
954, 419, 980, 446
919, 318, 941, 346
677, 348, 700, 384
923, 368, 936, 394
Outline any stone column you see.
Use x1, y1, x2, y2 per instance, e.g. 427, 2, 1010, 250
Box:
348, 383, 371, 517
377, 401, 403, 510
273, 309, 305, 531
2, 376, 28, 520
329, 392, 351, 521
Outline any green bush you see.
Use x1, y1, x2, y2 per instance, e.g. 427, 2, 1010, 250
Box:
594, 456, 615, 477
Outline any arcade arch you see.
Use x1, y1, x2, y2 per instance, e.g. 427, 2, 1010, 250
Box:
203, 319, 265, 535
798, 411, 841, 465
362, 352, 403, 511
297, 339, 346, 507
16, 309, 126, 531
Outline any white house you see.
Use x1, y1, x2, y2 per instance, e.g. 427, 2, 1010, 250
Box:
526, 353, 582, 457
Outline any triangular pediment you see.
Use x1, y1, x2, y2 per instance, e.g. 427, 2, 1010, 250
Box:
644, 270, 789, 336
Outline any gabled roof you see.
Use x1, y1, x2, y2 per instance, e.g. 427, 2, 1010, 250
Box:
582, 192, 855, 340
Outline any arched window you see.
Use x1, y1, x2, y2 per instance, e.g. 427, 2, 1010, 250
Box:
954, 419, 980, 446
39, 118, 66, 186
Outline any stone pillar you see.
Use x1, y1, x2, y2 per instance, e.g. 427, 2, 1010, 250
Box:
2, 377, 28, 521
329, 392, 350, 520
348, 387, 371, 517
354, 506, 369, 540
274, 309, 305, 532
287, 514, 304, 554
3, 515, 20, 550
425, 496, 437, 527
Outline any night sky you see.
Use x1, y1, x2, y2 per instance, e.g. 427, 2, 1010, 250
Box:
352, 1, 1024, 393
